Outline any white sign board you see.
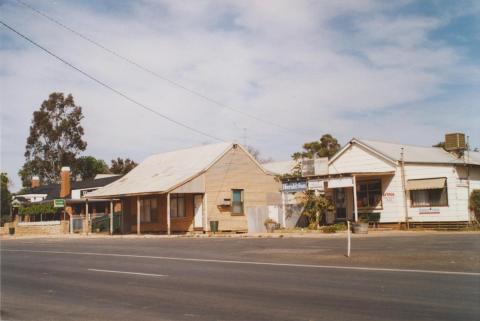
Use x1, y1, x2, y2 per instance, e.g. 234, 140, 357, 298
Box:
282, 180, 308, 192
308, 179, 325, 191
419, 208, 440, 215
328, 177, 354, 188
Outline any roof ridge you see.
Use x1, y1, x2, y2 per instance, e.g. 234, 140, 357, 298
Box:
357, 138, 443, 149
147, 141, 231, 157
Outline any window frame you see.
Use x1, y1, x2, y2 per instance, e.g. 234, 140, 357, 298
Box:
410, 184, 449, 208
231, 189, 244, 216
140, 197, 158, 223
356, 179, 383, 210
170, 194, 186, 219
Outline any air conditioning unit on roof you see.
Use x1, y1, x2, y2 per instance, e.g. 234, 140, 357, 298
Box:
444, 133, 466, 151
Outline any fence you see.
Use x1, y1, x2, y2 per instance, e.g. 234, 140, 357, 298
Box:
71, 215, 84, 233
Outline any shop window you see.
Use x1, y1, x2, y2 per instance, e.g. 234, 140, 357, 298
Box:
170, 194, 186, 218
232, 189, 244, 215
356, 179, 382, 209
410, 188, 448, 207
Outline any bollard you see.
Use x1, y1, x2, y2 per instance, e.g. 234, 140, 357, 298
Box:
347, 221, 351, 257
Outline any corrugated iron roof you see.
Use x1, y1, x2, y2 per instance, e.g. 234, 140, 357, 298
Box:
262, 160, 297, 175
355, 139, 480, 165
84, 142, 234, 198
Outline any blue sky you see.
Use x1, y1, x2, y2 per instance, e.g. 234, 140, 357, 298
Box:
1, 0, 479, 190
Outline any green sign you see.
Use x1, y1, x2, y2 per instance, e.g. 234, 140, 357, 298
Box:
53, 199, 65, 208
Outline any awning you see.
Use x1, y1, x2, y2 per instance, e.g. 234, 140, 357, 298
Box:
406, 178, 446, 191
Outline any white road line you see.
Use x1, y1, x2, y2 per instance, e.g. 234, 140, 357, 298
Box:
3, 249, 479, 277
88, 268, 166, 277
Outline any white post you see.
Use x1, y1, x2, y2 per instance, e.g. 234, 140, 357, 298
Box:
137, 196, 141, 235
352, 176, 358, 222
347, 221, 351, 257
203, 193, 208, 232
167, 193, 171, 235
85, 200, 89, 235
281, 191, 287, 228
110, 200, 114, 235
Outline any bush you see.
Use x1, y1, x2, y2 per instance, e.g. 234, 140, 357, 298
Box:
322, 223, 347, 233
470, 190, 480, 221
1, 215, 11, 227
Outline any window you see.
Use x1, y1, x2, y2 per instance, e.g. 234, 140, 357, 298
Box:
356, 179, 382, 209
140, 197, 158, 222
232, 189, 244, 215
411, 188, 448, 207
170, 194, 186, 218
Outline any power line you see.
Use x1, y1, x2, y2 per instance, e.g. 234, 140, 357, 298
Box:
0, 20, 224, 142
14, 0, 304, 135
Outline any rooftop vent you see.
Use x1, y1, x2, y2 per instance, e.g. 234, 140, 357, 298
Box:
444, 133, 466, 151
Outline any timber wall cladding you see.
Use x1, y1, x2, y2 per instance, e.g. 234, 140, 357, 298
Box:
205, 146, 281, 231
126, 194, 195, 233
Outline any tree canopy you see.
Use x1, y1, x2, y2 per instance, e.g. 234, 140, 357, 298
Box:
245, 145, 272, 164
1, 173, 12, 217
292, 134, 341, 160
74, 156, 110, 180
19, 93, 87, 186
110, 158, 138, 175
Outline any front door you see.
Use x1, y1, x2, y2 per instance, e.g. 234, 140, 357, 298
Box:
194, 194, 203, 229
334, 188, 347, 221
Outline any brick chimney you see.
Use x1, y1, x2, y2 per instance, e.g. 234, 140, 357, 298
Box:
31, 176, 40, 189
60, 167, 71, 198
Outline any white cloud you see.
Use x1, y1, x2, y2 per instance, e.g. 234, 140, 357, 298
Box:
1, 0, 478, 189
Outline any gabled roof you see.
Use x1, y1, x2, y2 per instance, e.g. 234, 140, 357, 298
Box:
85, 142, 264, 198
330, 138, 480, 166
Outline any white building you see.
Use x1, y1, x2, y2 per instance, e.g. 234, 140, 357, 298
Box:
271, 138, 480, 226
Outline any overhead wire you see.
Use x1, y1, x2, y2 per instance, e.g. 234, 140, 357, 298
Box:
0, 20, 225, 142
13, 0, 307, 136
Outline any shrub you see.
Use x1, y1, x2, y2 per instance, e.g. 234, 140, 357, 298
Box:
470, 190, 480, 221
322, 223, 347, 233
296, 191, 334, 230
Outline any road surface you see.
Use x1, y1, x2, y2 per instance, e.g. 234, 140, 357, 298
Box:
1, 233, 479, 321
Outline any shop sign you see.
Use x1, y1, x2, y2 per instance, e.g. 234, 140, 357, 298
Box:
308, 179, 325, 191
282, 180, 307, 192
328, 177, 353, 188
53, 199, 65, 208
419, 208, 440, 215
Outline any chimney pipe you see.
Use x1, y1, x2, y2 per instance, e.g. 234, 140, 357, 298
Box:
31, 176, 40, 189
60, 167, 71, 198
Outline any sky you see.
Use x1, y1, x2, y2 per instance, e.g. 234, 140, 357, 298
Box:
1, 0, 479, 191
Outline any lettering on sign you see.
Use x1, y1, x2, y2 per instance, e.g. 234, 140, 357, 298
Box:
383, 192, 395, 201
282, 180, 308, 192
53, 199, 65, 208
81, 188, 97, 197
308, 179, 325, 191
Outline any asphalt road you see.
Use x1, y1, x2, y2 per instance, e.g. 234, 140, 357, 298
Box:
1, 233, 479, 321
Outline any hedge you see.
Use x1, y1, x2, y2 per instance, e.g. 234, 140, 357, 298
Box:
18, 203, 57, 216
